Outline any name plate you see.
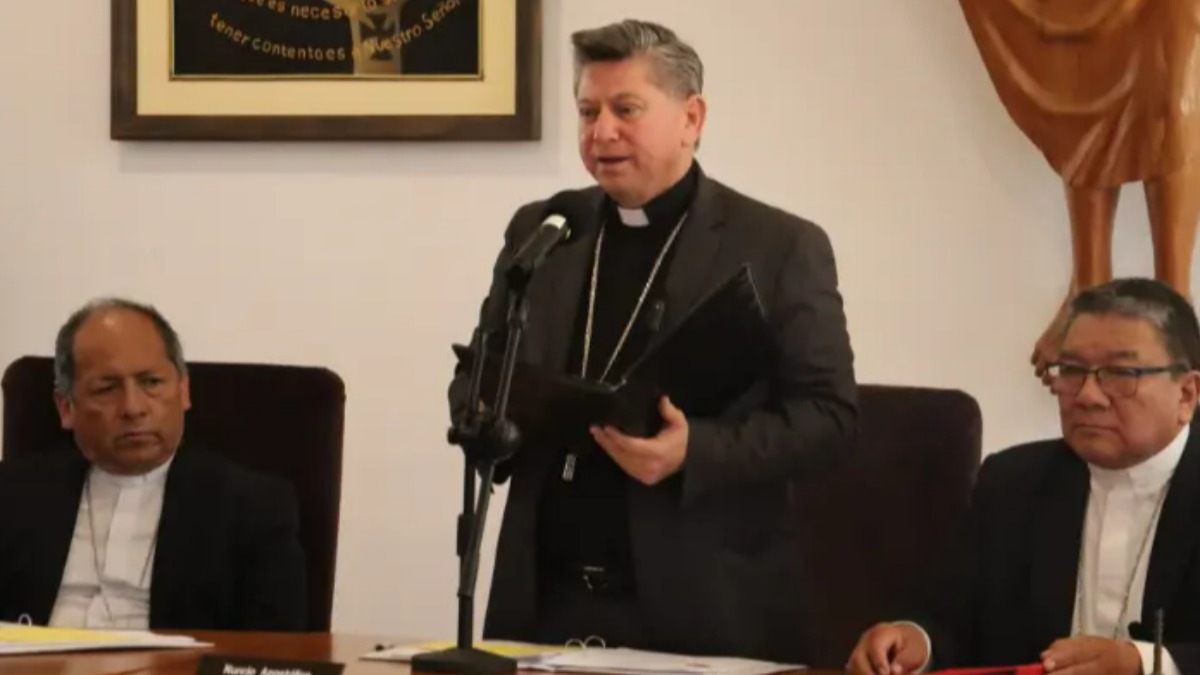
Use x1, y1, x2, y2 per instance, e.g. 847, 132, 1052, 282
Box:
195, 654, 345, 675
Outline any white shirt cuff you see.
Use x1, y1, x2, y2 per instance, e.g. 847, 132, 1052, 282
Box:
1132, 640, 1180, 675
892, 621, 933, 673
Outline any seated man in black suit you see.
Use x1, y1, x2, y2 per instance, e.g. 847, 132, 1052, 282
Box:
0, 298, 307, 631
848, 278, 1200, 675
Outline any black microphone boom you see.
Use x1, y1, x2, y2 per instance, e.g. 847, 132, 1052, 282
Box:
505, 213, 568, 289
504, 190, 591, 290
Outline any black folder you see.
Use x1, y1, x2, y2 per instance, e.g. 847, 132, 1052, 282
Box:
453, 264, 774, 449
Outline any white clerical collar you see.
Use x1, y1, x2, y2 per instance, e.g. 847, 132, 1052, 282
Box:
89, 452, 175, 489
1088, 423, 1188, 492
616, 206, 650, 227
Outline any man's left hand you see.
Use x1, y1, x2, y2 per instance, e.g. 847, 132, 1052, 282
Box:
591, 396, 688, 486
1042, 637, 1142, 675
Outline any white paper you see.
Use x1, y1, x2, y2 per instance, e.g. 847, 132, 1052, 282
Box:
362, 640, 567, 664
359, 641, 803, 675
529, 648, 805, 675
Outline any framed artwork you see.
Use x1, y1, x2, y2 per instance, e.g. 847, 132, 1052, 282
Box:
111, 0, 542, 141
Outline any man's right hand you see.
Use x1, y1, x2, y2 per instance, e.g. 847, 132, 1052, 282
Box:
847, 622, 930, 675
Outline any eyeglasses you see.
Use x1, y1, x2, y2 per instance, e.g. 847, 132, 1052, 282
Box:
1046, 362, 1190, 398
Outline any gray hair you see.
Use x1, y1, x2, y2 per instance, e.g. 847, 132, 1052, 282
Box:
571, 19, 703, 99
1065, 278, 1200, 368
54, 297, 188, 396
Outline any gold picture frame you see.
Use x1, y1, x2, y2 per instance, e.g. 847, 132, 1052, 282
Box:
111, 0, 542, 141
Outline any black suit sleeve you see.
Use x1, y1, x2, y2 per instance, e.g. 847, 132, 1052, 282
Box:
907, 453, 1005, 668
1166, 644, 1199, 675
233, 475, 308, 631
447, 203, 541, 484
681, 220, 858, 502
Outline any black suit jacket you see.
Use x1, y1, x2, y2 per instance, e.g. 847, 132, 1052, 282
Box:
913, 421, 1200, 673
0, 443, 307, 631
449, 171, 858, 662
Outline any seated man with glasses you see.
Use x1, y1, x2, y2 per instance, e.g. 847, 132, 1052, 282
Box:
848, 278, 1200, 675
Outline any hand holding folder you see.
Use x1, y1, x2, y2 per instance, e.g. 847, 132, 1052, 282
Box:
453, 264, 774, 450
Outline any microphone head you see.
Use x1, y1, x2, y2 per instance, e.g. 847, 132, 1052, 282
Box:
542, 189, 595, 240
542, 213, 568, 231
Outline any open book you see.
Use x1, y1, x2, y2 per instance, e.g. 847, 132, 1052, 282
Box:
0, 622, 210, 656
452, 264, 773, 449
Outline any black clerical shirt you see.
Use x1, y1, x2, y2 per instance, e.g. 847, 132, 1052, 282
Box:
535, 161, 701, 590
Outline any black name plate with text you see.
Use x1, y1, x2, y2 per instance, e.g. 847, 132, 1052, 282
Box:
195, 654, 345, 675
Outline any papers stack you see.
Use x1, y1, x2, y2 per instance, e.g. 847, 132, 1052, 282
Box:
0, 622, 210, 656
364, 641, 804, 675
530, 648, 804, 675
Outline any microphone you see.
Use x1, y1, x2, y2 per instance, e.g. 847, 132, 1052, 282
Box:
1153, 608, 1164, 675
505, 190, 591, 289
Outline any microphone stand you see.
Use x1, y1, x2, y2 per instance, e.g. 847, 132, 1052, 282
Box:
1152, 608, 1164, 675
412, 290, 530, 675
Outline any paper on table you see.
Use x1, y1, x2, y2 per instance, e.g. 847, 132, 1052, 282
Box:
362, 640, 570, 663
0, 622, 210, 656
361, 640, 802, 674
527, 647, 805, 675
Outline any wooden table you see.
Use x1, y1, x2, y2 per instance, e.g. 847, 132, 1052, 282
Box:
0, 632, 824, 675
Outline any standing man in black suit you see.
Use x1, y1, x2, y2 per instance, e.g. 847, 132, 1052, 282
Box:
449, 18, 857, 663
0, 298, 307, 631
849, 278, 1200, 675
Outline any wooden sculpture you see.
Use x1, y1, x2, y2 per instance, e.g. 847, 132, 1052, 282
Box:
958, 0, 1200, 383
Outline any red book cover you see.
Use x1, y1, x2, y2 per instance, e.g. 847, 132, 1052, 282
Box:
927, 666, 1045, 675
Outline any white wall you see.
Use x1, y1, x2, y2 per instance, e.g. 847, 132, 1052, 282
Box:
0, 0, 1190, 639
